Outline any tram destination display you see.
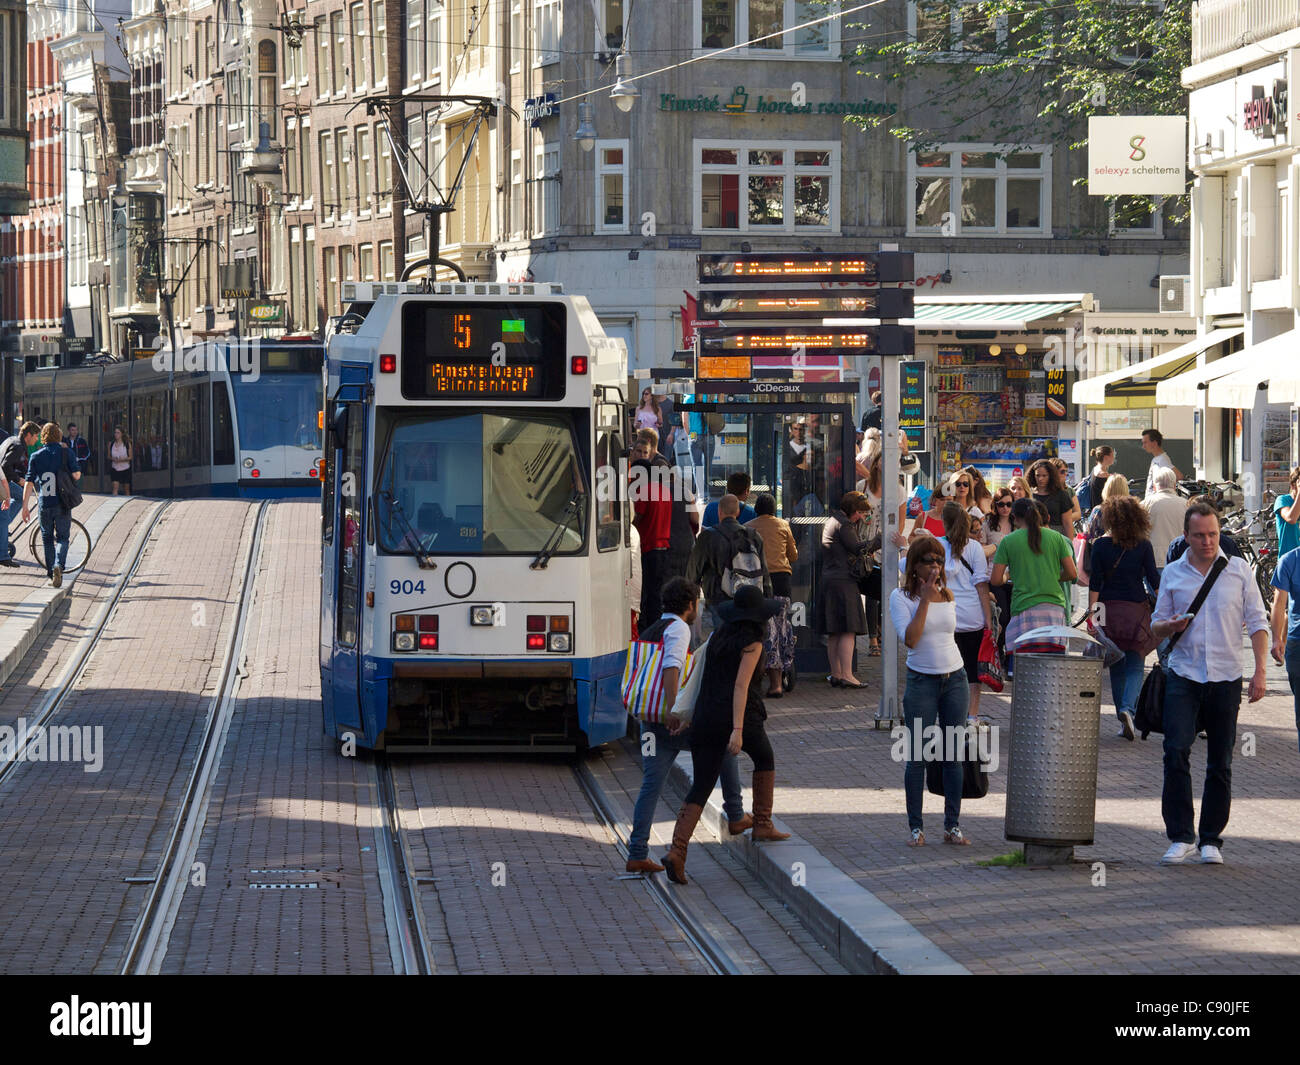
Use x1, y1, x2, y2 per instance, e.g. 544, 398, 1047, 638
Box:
400, 302, 567, 400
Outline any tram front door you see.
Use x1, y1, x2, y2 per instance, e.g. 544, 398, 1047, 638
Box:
677, 394, 858, 674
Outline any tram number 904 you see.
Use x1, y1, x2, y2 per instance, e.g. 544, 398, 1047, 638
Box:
390, 580, 428, 596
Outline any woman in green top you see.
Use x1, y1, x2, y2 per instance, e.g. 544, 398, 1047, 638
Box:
990, 498, 1078, 651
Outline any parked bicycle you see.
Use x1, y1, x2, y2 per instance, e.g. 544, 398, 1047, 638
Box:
1222, 504, 1277, 610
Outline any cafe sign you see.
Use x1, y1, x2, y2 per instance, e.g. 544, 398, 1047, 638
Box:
659, 86, 897, 118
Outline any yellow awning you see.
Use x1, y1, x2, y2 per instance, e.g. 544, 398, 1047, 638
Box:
1072, 328, 1241, 406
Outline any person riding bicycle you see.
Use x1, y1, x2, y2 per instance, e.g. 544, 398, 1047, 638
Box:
20, 423, 81, 588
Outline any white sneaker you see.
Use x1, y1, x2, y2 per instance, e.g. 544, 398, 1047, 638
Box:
1117, 711, 1135, 741
1160, 842, 1198, 865
1199, 845, 1224, 865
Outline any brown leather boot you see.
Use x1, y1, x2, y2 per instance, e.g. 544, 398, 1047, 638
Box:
728, 812, 753, 835
750, 770, 791, 841
662, 803, 705, 884
625, 857, 664, 874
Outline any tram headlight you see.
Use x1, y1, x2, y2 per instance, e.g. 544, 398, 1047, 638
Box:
470, 605, 495, 626
393, 632, 416, 652
242, 458, 254, 468
548, 632, 571, 653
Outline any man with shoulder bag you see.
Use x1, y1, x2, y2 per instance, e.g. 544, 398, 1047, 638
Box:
1148, 502, 1269, 866
21, 422, 81, 587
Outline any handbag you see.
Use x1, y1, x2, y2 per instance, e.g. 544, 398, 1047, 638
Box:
926, 723, 991, 799
1133, 557, 1227, 740
1096, 547, 1156, 655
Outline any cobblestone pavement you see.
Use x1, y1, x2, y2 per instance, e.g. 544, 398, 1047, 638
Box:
759, 633, 1300, 974
0, 500, 255, 973
160, 501, 393, 974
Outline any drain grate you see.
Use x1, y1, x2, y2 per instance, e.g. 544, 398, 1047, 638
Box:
249, 882, 320, 890
249, 869, 321, 875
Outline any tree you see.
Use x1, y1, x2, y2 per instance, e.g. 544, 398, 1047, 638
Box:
841, 0, 1191, 223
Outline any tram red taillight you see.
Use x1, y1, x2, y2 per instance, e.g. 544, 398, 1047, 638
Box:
418, 634, 438, 650
570, 356, 588, 375
379, 354, 396, 373
526, 634, 546, 650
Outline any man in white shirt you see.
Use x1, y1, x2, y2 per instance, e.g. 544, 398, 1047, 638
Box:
1142, 466, 1186, 570
1142, 428, 1182, 497
624, 577, 752, 873
1150, 502, 1269, 866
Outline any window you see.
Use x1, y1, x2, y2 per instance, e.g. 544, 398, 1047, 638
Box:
535, 0, 561, 64
378, 129, 393, 213
299, 117, 313, 202
331, 11, 345, 94
909, 2, 1006, 55
535, 141, 560, 236
600, 0, 625, 54
314, 16, 330, 96
1109, 195, 1164, 238
510, 149, 524, 238
338, 128, 355, 214
350, 3, 367, 89
341, 245, 355, 286
304, 224, 318, 328
320, 131, 337, 221
426, 0, 442, 82
357, 126, 373, 210
695, 141, 837, 233
359, 243, 375, 281
909, 145, 1050, 236
697, 1, 835, 56
510, 2, 523, 71
371, 1, 388, 88
408, 113, 425, 200
379, 240, 395, 281
595, 140, 628, 233
407, 1, 425, 87
323, 246, 338, 313
285, 11, 307, 83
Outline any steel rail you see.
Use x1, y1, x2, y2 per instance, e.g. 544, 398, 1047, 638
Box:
371, 757, 436, 975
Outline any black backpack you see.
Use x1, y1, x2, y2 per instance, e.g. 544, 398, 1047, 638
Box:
56, 450, 82, 511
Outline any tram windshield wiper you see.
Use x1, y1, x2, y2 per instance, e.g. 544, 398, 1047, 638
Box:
380, 490, 438, 570
530, 489, 585, 570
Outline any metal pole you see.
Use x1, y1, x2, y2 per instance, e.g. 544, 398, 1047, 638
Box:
877, 353, 901, 726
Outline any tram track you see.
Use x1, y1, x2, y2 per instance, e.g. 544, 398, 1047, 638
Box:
118, 500, 271, 975
0, 499, 171, 793
572, 759, 743, 976
371, 757, 437, 975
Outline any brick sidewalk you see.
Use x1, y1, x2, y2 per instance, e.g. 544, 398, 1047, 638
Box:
759, 637, 1300, 974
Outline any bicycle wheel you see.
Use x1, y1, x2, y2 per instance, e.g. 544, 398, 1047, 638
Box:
28, 516, 92, 576
1257, 563, 1275, 610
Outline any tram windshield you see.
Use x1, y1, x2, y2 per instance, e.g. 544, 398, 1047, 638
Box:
376, 411, 587, 556
229, 372, 324, 452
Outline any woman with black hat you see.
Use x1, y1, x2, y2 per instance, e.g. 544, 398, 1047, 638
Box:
662, 585, 790, 884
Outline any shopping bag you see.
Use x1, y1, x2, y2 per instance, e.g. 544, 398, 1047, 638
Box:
976, 628, 1004, 693
672, 635, 710, 726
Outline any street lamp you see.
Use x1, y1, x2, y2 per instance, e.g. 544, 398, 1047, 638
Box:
610, 54, 639, 113
573, 101, 597, 152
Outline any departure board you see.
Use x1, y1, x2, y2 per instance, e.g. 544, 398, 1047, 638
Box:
400, 302, 567, 400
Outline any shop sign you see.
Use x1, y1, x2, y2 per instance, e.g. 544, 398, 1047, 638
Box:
1243, 82, 1287, 134
900, 360, 926, 449
1087, 116, 1186, 195
660, 86, 897, 117
243, 300, 284, 325
1045, 368, 1074, 420
523, 94, 558, 127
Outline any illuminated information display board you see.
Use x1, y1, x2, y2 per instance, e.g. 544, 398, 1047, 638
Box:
698, 288, 913, 320
698, 325, 914, 356
697, 251, 914, 285
400, 302, 567, 400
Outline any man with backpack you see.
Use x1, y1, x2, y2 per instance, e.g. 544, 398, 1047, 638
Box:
0, 420, 41, 567
687, 493, 772, 634
20, 423, 81, 587
624, 577, 753, 873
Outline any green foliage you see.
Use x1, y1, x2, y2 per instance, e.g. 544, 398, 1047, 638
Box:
977, 849, 1028, 867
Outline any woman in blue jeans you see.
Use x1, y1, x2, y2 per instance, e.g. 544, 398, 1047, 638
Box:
889, 536, 971, 846
1087, 496, 1160, 741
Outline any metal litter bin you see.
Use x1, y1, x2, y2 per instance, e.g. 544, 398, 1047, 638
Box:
1004, 626, 1105, 849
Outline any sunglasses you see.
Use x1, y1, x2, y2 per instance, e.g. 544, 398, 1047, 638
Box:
923, 556, 944, 566
996, 501, 1012, 508
956, 482, 970, 489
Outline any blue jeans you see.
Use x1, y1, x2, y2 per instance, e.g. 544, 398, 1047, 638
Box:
1109, 650, 1146, 720
1162, 671, 1240, 848
40, 505, 71, 574
903, 667, 969, 833
1, 480, 20, 557
628, 721, 745, 860
1285, 639, 1300, 753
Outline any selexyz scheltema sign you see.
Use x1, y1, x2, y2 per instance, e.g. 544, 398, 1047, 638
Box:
1087, 116, 1187, 195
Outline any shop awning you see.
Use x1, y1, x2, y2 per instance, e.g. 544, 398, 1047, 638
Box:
913, 296, 1083, 330
1268, 355, 1300, 405
1072, 328, 1242, 406
1156, 329, 1297, 407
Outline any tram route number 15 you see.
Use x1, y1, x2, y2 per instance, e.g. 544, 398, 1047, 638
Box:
390, 580, 428, 595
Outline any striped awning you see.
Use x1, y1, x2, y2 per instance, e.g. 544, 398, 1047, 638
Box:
912, 298, 1082, 330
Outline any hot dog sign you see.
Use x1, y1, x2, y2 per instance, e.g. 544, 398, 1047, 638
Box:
1045, 368, 1072, 421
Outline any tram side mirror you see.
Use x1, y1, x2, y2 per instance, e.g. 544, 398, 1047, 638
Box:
331, 404, 349, 450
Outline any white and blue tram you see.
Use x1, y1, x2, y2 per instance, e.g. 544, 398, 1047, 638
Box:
18, 340, 324, 497
320, 281, 633, 752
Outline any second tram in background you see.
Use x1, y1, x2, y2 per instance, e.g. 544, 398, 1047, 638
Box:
320, 281, 632, 752
18, 340, 324, 497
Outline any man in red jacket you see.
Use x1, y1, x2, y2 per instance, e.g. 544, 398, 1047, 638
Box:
632, 442, 674, 622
